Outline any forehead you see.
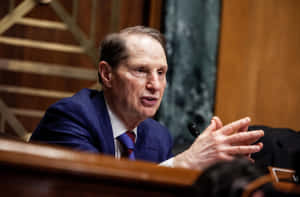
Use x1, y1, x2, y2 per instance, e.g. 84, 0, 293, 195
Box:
122, 34, 167, 66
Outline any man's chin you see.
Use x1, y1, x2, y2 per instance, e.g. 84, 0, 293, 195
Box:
140, 109, 157, 119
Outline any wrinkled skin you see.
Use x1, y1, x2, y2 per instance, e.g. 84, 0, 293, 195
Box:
99, 34, 167, 130
174, 117, 264, 170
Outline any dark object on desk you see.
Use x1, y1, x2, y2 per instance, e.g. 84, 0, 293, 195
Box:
194, 158, 300, 197
249, 125, 300, 172
292, 151, 300, 184
193, 158, 263, 197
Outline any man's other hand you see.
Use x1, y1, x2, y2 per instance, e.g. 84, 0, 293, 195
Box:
173, 117, 264, 170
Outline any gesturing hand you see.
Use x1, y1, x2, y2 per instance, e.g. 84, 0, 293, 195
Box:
173, 117, 264, 170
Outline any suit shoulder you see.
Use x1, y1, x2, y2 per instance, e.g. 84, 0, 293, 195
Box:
49, 89, 102, 111
41, 88, 106, 128
140, 118, 170, 135
32, 89, 107, 146
52, 88, 100, 106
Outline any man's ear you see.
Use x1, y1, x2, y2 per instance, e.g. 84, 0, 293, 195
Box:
98, 61, 113, 88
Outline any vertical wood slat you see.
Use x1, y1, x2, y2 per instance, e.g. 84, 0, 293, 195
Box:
0, 113, 5, 132
72, 0, 78, 22
90, 0, 97, 42
149, 0, 163, 30
215, 0, 300, 130
9, 0, 15, 12
110, 0, 121, 32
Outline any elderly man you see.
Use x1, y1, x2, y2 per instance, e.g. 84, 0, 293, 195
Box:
31, 26, 264, 170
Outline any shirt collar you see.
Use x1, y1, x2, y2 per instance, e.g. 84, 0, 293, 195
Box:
105, 100, 137, 139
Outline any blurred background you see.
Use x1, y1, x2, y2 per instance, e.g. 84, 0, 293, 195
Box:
0, 0, 299, 153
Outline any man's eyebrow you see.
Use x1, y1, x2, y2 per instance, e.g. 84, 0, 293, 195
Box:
159, 65, 168, 69
129, 63, 167, 67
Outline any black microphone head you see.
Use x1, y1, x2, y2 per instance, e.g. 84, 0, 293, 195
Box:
188, 122, 201, 137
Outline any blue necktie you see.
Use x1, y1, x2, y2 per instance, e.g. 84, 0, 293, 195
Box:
117, 131, 135, 160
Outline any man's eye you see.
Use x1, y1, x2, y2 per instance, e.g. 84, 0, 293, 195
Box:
133, 67, 147, 76
135, 67, 146, 73
158, 70, 165, 75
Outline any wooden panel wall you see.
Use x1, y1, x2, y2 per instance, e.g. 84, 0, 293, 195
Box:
215, 0, 300, 130
0, 0, 162, 138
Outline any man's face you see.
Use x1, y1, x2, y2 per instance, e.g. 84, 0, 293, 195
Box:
108, 34, 167, 125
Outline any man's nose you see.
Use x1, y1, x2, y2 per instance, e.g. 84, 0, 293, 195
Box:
146, 73, 160, 92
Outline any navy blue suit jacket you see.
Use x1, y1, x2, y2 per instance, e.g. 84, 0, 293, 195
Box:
30, 89, 173, 163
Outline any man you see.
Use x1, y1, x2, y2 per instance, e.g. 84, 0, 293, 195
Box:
31, 26, 264, 170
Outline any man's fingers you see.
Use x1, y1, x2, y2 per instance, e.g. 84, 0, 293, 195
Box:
224, 130, 264, 145
218, 117, 251, 136
201, 119, 216, 135
212, 116, 223, 130
248, 157, 255, 163
223, 144, 262, 155
219, 152, 234, 161
238, 125, 249, 133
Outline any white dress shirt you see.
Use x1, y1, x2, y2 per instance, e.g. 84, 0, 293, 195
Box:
105, 101, 174, 167
105, 102, 137, 159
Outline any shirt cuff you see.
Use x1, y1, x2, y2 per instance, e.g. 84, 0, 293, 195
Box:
159, 157, 174, 167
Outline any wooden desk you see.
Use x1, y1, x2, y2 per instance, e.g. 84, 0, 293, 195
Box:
0, 138, 200, 196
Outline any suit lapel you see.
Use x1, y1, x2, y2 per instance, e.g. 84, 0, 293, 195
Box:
135, 121, 159, 162
92, 91, 115, 155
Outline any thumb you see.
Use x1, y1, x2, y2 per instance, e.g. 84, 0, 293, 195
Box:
202, 119, 216, 135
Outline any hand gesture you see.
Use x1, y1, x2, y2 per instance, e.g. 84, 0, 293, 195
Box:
174, 117, 264, 170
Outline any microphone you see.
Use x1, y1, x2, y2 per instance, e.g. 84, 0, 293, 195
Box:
187, 122, 201, 137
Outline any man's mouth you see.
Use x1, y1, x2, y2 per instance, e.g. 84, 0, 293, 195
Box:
141, 96, 159, 107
